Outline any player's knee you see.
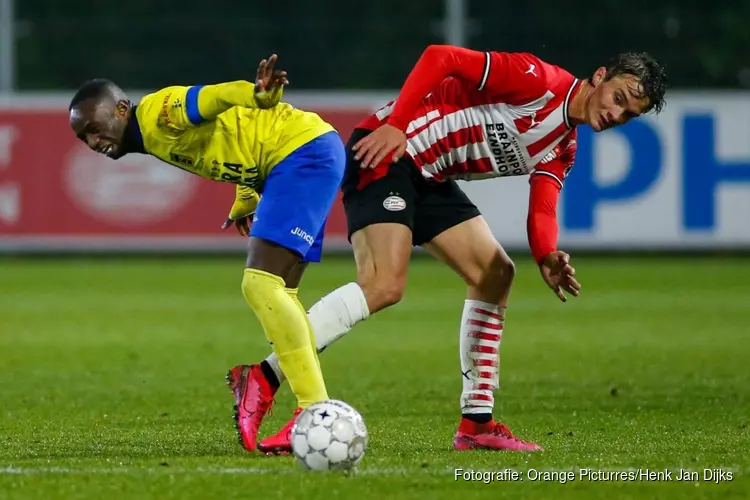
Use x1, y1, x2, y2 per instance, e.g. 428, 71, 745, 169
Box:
371, 282, 406, 311
488, 255, 516, 290
467, 254, 515, 294
358, 273, 406, 313
241, 268, 263, 304
378, 281, 406, 309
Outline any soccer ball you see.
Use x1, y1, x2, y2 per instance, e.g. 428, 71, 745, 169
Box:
291, 400, 368, 471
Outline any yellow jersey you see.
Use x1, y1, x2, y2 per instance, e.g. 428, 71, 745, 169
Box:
131, 81, 335, 216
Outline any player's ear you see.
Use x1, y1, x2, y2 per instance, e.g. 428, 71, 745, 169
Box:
115, 99, 130, 117
591, 67, 607, 87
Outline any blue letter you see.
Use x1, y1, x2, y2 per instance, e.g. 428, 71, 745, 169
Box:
564, 121, 662, 230
683, 115, 750, 230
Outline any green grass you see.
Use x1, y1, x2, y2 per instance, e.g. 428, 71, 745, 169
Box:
0, 255, 748, 499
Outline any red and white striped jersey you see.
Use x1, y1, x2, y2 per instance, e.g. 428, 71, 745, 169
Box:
357, 51, 582, 188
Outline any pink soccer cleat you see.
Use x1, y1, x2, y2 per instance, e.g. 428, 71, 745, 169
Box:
225, 364, 277, 452
453, 418, 543, 451
257, 407, 303, 455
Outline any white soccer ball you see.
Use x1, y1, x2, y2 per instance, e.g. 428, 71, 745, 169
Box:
291, 399, 368, 471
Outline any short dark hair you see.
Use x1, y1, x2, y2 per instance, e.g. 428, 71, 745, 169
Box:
69, 79, 121, 110
600, 52, 667, 114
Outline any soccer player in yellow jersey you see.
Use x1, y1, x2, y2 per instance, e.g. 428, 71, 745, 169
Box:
68, 55, 345, 454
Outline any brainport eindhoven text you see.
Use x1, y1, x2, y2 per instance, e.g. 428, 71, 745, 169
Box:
454, 468, 734, 484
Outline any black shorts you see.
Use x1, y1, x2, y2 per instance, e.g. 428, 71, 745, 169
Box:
341, 128, 481, 246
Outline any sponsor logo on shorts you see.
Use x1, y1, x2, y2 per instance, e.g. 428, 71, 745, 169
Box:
383, 195, 406, 211
290, 227, 315, 245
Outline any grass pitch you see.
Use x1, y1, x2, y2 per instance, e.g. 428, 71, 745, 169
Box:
0, 255, 748, 499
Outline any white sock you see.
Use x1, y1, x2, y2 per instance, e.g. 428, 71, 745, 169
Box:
459, 300, 504, 415
265, 282, 370, 384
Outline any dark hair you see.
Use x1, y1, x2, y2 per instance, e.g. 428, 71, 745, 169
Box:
69, 79, 122, 110
599, 52, 667, 114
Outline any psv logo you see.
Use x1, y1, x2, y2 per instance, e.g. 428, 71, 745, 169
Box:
383, 195, 406, 211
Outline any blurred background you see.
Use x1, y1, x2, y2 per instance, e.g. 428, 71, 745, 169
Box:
0, 0, 749, 253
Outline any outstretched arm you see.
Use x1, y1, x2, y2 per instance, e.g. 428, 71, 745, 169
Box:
527, 174, 560, 265
353, 45, 487, 168
527, 172, 582, 302
187, 54, 289, 124
385, 45, 489, 131
354, 45, 546, 168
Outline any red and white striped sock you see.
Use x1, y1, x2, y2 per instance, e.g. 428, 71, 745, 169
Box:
459, 300, 504, 417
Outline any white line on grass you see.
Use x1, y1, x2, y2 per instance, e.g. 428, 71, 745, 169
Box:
0, 466, 450, 476
2, 465, 742, 478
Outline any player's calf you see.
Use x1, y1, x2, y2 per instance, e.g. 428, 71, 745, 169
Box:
423, 217, 517, 424
457, 300, 504, 422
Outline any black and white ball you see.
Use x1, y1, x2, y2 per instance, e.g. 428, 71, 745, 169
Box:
291, 400, 368, 471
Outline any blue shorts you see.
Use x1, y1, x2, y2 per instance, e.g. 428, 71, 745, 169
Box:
250, 131, 346, 263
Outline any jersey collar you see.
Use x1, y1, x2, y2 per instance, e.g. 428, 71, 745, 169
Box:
120, 104, 146, 155
563, 79, 583, 129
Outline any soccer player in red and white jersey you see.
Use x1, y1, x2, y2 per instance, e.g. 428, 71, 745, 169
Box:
231, 45, 667, 454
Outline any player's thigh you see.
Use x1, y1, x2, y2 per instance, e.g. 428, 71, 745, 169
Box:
346, 213, 413, 312
285, 262, 309, 289
351, 223, 412, 287
423, 215, 514, 290
246, 237, 303, 277
249, 131, 346, 277
411, 179, 481, 247
342, 129, 417, 309
415, 182, 515, 298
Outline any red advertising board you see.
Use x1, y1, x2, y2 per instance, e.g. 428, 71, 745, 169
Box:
0, 106, 371, 251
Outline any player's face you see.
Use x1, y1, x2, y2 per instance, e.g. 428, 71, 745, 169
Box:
586, 69, 651, 132
69, 97, 130, 159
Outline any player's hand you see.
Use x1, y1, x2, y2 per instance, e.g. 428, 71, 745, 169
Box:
539, 251, 581, 302
255, 54, 288, 108
352, 124, 407, 169
221, 216, 251, 236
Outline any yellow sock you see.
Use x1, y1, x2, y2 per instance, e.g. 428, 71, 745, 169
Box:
285, 287, 321, 371
241, 269, 328, 407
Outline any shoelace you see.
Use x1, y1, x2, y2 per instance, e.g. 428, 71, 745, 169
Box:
254, 395, 275, 418
242, 382, 274, 417
492, 423, 520, 441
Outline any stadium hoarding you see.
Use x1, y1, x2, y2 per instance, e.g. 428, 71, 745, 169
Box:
0, 91, 748, 252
